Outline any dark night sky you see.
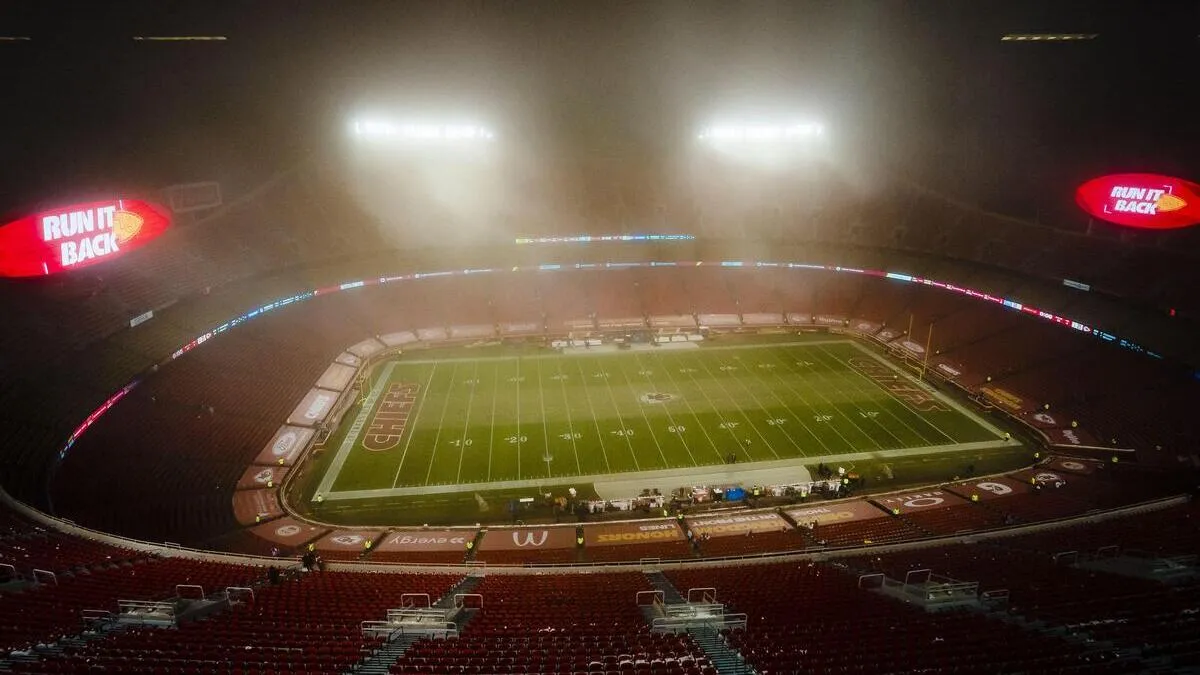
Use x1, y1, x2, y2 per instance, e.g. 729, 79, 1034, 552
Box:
1, 0, 1198, 225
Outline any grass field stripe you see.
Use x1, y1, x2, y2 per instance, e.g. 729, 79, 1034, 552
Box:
689, 352, 781, 460
724, 365, 807, 457
649, 350, 726, 465
385, 339, 851, 366
632, 351, 699, 467
767, 347, 885, 450
755, 349, 858, 452
618, 357, 671, 468
422, 362, 460, 485
554, 362, 583, 474
596, 357, 641, 471
487, 361, 499, 481
672, 352, 753, 451
536, 357, 553, 477
796, 346, 908, 447
572, 358, 611, 472
813, 344, 952, 444
454, 360, 480, 483
313, 360, 397, 498
732, 351, 833, 456
391, 362, 440, 488
515, 357, 522, 478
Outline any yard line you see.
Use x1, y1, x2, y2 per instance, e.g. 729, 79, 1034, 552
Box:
812, 344, 951, 444
734, 358, 834, 456
755, 350, 858, 452
618, 357, 671, 468
423, 362, 460, 485
670, 352, 758, 453
488, 361, 499, 481
689, 353, 781, 459
766, 347, 885, 450
597, 359, 641, 471
455, 361, 480, 483
825, 343, 955, 444
795, 346, 907, 446
536, 358, 553, 477
573, 359, 611, 472
650, 351, 727, 465
516, 357, 522, 479
392, 363, 440, 488
721, 358, 807, 456
555, 362, 583, 474
633, 351, 698, 466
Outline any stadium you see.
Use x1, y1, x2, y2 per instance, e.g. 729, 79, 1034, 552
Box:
2, 3, 1199, 674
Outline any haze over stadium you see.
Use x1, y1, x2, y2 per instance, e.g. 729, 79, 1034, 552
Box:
0, 2, 1199, 674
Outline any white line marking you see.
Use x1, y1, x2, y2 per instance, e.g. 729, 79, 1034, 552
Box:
391, 363, 439, 488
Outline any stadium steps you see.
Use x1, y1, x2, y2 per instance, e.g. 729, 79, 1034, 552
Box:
351, 632, 422, 675
687, 626, 755, 675
433, 573, 484, 609
645, 570, 687, 604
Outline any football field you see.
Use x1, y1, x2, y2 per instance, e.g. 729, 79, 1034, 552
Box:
314, 339, 1007, 501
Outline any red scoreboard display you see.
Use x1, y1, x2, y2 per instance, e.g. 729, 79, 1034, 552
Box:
1076, 173, 1200, 230
0, 199, 171, 277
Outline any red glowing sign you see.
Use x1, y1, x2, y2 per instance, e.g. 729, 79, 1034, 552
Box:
1076, 173, 1200, 230
0, 199, 172, 277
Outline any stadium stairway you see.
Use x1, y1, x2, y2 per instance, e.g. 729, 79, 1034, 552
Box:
645, 570, 686, 604
351, 574, 483, 675
687, 626, 754, 675
352, 633, 422, 675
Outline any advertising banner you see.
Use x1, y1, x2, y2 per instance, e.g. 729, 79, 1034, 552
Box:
374, 529, 476, 553
336, 352, 364, 366
1076, 173, 1200, 229
946, 476, 1030, 502
980, 386, 1027, 413
254, 425, 314, 466
1044, 427, 1103, 448
232, 489, 283, 526
1025, 411, 1065, 429
0, 199, 172, 277
583, 520, 685, 547
873, 489, 967, 513
686, 511, 789, 538
236, 464, 289, 490
287, 388, 339, 427
347, 338, 386, 358
478, 526, 577, 550
786, 500, 887, 526
316, 362, 357, 391
378, 332, 418, 347
1044, 457, 1103, 475
315, 530, 383, 553
249, 517, 327, 547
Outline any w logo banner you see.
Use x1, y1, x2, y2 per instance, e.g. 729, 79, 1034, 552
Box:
512, 530, 549, 547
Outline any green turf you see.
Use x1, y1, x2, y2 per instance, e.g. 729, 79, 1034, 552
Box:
321, 338, 1003, 495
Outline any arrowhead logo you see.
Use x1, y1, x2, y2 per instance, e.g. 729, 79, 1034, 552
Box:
111, 210, 144, 244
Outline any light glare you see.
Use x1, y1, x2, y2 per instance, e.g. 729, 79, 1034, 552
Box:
698, 123, 825, 143
351, 119, 495, 141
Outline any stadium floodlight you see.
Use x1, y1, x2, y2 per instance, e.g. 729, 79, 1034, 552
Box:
697, 123, 825, 144
351, 119, 495, 142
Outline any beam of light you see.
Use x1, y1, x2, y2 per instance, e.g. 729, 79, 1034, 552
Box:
0, 36, 32, 41
697, 123, 825, 144
1000, 33, 1097, 42
350, 119, 495, 142
132, 36, 228, 42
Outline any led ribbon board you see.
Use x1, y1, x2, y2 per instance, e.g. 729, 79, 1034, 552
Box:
1076, 173, 1200, 229
0, 199, 172, 277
